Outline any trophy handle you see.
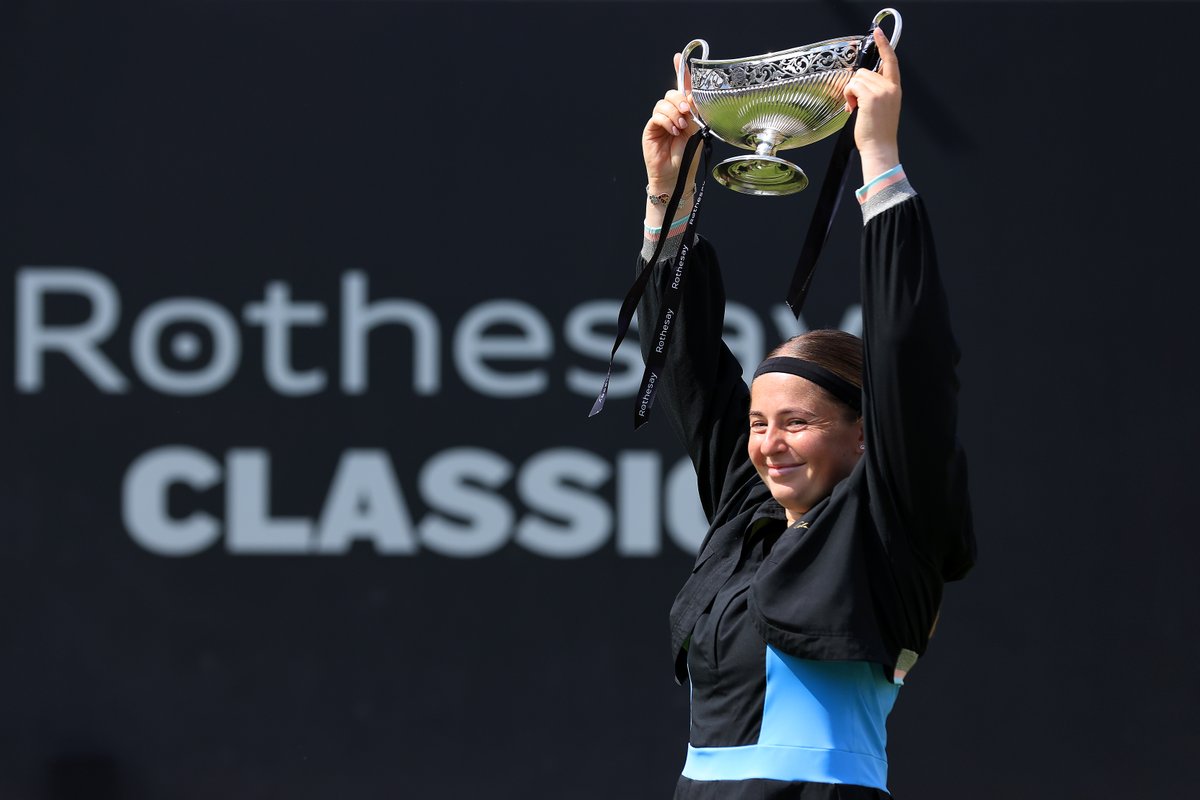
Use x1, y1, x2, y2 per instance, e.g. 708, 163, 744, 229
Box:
872, 8, 902, 49
677, 39, 710, 127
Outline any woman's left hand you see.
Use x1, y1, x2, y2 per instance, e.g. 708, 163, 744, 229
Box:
844, 25, 902, 180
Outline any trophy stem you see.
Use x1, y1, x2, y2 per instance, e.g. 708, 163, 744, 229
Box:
751, 129, 787, 158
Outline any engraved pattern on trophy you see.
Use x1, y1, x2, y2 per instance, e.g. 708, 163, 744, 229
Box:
691, 41, 861, 91
679, 8, 902, 197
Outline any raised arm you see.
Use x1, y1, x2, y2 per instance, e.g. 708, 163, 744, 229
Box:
636, 66, 757, 522
848, 29, 975, 578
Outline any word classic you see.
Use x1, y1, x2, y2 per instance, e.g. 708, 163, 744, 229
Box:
123, 446, 708, 558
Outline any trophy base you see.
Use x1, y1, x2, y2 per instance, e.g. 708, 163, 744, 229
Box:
713, 155, 809, 196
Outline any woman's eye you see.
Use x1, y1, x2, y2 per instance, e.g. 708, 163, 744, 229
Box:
787, 419, 808, 429
750, 421, 766, 431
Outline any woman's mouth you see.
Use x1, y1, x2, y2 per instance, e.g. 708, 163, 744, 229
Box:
767, 463, 803, 477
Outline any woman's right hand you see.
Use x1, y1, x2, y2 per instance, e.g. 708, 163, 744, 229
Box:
642, 54, 700, 195
844, 26, 902, 183
642, 55, 702, 225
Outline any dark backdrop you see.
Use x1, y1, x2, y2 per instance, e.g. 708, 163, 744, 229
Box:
2, 1, 1197, 798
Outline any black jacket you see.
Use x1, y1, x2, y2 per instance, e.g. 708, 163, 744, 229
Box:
637, 192, 976, 685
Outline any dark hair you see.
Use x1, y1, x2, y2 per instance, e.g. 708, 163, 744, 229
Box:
761, 330, 863, 419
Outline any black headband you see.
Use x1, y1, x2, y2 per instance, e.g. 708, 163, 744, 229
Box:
752, 357, 862, 414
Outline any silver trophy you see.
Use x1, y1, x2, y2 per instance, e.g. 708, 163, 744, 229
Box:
679, 7, 901, 196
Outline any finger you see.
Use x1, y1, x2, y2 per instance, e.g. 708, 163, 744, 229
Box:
667, 89, 697, 129
843, 74, 862, 113
650, 109, 681, 137
873, 26, 900, 84
655, 98, 689, 132
663, 89, 691, 117
849, 68, 884, 93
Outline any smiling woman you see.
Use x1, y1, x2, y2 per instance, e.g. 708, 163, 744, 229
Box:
632, 26, 977, 800
748, 365, 863, 522
748, 334, 866, 519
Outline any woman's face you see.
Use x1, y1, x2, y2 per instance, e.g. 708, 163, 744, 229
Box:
748, 373, 863, 524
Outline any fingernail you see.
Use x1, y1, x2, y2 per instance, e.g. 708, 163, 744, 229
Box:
678, 102, 688, 113
678, 117, 687, 128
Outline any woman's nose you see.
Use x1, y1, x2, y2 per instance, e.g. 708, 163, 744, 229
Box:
761, 426, 785, 453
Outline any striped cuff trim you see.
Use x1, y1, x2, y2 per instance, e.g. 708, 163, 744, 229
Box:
641, 215, 690, 262
642, 231, 687, 263
856, 164, 905, 204
860, 179, 917, 223
644, 213, 690, 237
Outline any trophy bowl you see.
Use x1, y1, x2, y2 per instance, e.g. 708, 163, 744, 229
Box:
679, 7, 901, 196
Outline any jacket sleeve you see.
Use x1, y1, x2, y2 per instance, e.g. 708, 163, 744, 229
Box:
860, 189, 976, 581
636, 237, 756, 524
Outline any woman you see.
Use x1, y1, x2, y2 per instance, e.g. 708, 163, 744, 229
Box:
637, 28, 976, 799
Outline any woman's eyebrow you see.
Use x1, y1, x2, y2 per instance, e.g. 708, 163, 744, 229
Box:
748, 407, 818, 418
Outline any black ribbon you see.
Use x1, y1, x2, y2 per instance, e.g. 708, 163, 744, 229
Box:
784, 24, 882, 316
589, 127, 712, 429
593, 22, 883, 426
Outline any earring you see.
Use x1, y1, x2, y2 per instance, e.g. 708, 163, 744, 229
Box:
859, 443, 865, 451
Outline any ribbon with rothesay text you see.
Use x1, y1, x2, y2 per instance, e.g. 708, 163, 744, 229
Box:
588, 127, 713, 430
591, 22, 881, 427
